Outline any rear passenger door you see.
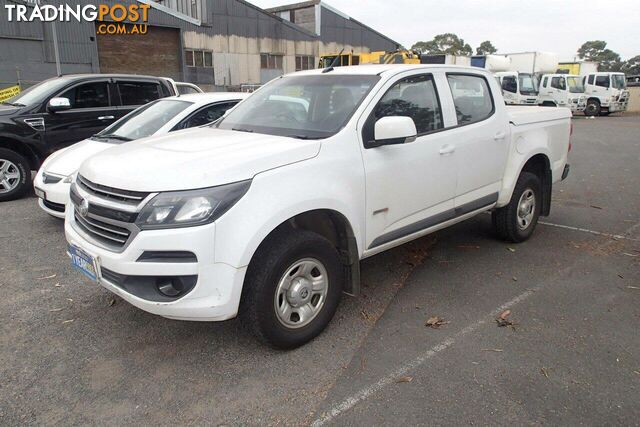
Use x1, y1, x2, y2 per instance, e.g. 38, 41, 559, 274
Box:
444, 73, 509, 209
359, 72, 457, 251
114, 79, 165, 120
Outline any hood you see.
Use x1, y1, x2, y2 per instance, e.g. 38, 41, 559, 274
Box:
44, 139, 115, 177
79, 128, 322, 192
0, 104, 22, 116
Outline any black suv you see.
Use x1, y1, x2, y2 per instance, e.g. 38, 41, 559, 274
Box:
0, 74, 177, 201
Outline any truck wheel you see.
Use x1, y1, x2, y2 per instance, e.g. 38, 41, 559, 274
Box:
241, 229, 343, 349
584, 100, 600, 116
0, 148, 30, 202
492, 172, 542, 243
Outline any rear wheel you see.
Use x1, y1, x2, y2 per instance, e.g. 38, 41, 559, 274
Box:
492, 172, 542, 243
0, 148, 30, 202
241, 229, 343, 349
584, 99, 600, 116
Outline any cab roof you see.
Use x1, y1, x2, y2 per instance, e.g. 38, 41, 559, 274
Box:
291, 64, 487, 77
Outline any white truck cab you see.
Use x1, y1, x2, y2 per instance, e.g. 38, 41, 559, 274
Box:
538, 74, 586, 113
583, 72, 629, 116
495, 71, 539, 105
65, 65, 571, 349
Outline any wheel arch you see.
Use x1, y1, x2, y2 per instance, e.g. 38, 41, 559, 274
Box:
499, 150, 553, 216
0, 137, 41, 170
244, 208, 362, 296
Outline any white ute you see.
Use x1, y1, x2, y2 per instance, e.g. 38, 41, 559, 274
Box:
65, 65, 572, 348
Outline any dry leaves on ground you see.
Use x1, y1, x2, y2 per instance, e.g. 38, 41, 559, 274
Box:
426, 316, 449, 329
496, 310, 513, 327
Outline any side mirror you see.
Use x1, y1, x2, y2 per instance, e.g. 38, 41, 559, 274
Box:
369, 116, 417, 148
48, 97, 71, 112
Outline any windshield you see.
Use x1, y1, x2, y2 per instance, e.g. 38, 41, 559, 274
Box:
518, 74, 538, 95
3, 77, 71, 106
93, 99, 192, 143
216, 74, 380, 139
611, 74, 627, 89
566, 76, 585, 93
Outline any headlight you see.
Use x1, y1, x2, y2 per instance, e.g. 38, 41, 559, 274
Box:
136, 180, 251, 230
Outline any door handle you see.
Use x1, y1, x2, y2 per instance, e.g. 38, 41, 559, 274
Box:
494, 131, 506, 141
439, 144, 456, 155
98, 115, 114, 120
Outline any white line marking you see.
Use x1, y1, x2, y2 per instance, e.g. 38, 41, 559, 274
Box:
538, 221, 639, 241
311, 288, 537, 426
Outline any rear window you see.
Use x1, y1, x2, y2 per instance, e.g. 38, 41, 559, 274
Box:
117, 81, 162, 106
447, 74, 494, 126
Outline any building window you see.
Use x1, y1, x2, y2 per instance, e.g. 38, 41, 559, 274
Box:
260, 53, 283, 70
185, 50, 213, 68
295, 55, 315, 71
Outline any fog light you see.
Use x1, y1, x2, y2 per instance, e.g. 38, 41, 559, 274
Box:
157, 278, 184, 297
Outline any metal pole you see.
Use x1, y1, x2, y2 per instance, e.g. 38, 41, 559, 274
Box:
51, 20, 62, 76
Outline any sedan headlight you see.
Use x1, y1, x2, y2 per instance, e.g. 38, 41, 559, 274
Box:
136, 180, 251, 230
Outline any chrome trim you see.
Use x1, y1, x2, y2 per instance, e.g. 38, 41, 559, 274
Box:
73, 182, 156, 213
77, 175, 147, 202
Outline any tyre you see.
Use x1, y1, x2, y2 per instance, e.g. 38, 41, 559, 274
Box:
0, 148, 30, 202
492, 172, 542, 243
241, 229, 344, 349
584, 99, 600, 116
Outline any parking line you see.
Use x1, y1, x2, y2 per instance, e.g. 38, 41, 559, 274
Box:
310, 286, 541, 426
538, 221, 640, 241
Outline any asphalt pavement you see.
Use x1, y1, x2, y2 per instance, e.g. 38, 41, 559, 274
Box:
0, 115, 638, 425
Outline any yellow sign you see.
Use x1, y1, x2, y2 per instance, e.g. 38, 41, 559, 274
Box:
0, 85, 21, 103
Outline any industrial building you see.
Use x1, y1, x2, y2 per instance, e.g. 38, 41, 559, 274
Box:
0, 0, 399, 91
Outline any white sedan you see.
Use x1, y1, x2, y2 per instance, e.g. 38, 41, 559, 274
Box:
34, 92, 249, 218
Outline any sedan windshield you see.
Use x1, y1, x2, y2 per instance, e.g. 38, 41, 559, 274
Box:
611, 74, 627, 89
216, 74, 380, 139
566, 76, 585, 93
92, 99, 192, 143
518, 74, 538, 95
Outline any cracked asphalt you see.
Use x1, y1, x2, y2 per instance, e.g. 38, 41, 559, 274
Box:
0, 115, 638, 425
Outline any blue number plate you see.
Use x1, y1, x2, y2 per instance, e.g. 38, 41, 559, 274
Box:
69, 244, 99, 283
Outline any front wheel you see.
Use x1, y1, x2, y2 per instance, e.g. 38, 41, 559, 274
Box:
241, 229, 343, 349
584, 99, 601, 117
492, 172, 542, 243
0, 148, 31, 202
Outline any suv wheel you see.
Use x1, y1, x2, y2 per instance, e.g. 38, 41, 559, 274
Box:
492, 172, 542, 243
241, 229, 343, 349
584, 99, 601, 116
0, 148, 30, 202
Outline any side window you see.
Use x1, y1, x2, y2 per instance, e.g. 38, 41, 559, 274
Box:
117, 81, 162, 106
373, 74, 443, 134
595, 75, 610, 88
542, 77, 548, 88
587, 74, 595, 85
179, 102, 237, 129
59, 82, 109, 109
501, 76, 517, 93
447, 74, 494, 126
551, 77, 566, 90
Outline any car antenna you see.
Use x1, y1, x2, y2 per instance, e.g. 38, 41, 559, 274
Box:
322, 48, 344, 73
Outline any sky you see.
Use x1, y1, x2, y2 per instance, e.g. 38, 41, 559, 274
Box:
251, 0, 640, 60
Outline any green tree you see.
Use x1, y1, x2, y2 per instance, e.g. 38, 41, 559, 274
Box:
577, 40, 622, 72
411, 33, 473, 56
621, 55, 640, 75
476, 41, 497, 55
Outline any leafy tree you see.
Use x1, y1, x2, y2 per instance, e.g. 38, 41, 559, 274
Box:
411, 33, 473, 56
476, 41, 497, 55
577, 40, 622, 72
621, 55, 640, 75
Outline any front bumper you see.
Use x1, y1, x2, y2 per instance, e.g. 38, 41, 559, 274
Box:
33, 171, 70, 219
64, 211, 246, 321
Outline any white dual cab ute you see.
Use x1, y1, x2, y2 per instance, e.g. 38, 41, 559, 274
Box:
65, 65, 571, 349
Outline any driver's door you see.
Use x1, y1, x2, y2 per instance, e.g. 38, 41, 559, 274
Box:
358, 71, 457, 253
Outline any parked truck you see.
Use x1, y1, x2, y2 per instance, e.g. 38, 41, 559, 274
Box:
494, 52, 559, 105
582, 72, 629, 116
65, 64, 572, 349
537, 74, 587, 113
557, 61, 598, 76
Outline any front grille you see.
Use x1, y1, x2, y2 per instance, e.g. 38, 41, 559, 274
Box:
77, 175, 149, 205
74, 210, 131, 248
43, 199, 65, 213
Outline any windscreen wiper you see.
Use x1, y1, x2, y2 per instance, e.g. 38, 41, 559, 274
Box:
286, 134, 320, 140
232, 127, 254, 133
1, 101, 25, 107
95, 134, 132, 141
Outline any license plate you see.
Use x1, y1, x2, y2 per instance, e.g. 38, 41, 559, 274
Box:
34, 187, 46, 200
69, 244, 100, 283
